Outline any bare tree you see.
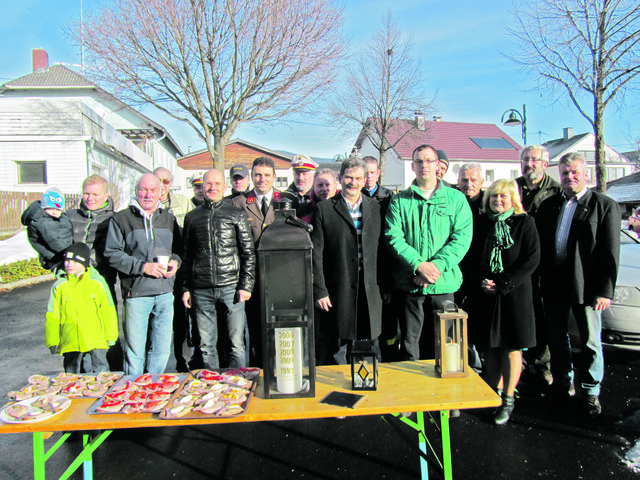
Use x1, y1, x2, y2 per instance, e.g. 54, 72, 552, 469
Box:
73, 0, 344, 169
330, 12, 427, 182
509, 0, 640, 192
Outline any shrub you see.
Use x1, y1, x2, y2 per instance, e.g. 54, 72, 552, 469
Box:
0, 258, 49, 284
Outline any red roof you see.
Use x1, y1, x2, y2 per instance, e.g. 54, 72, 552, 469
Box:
365, 119, 522, 161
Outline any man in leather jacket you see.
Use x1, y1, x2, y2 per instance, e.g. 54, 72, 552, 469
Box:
182, 169, 256, 369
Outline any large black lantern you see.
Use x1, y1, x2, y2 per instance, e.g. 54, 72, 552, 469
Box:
257, 201, 316, 398
350, 340, 378, 390
434, 301, 469, 378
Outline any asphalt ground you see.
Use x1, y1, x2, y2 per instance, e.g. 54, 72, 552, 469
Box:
1, 280, 640, 479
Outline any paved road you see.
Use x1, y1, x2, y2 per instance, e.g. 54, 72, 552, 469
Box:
1, 281, 639, 479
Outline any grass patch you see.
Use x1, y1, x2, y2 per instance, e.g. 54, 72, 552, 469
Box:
0, 258, 49, 284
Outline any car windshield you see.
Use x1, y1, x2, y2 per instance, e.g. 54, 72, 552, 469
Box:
621, 229, 640, 245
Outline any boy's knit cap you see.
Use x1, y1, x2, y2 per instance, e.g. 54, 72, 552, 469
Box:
64, 243, 91, 269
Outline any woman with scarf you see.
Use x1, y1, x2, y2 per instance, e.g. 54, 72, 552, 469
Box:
465, 179, 540, 425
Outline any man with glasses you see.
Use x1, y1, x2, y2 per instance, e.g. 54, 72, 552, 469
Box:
385, 144, 472, 361
516, 145, 562, 387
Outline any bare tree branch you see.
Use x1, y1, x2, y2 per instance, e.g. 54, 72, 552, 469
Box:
508, 0, 640, 192
70, 0, 344, 169
329, 11, 431, 182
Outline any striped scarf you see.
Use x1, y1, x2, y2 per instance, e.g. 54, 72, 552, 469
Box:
482, 208, 514, 274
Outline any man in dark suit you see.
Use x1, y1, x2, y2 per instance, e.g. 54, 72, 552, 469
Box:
232, 156, 281, 245
538, 152, 620, 415
311, 157, 384, 365
232, 156, 281, 366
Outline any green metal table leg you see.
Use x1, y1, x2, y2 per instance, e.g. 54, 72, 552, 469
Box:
440, 410, 452, 480
58, 430, 111, 480
416, 411, 429, 480
33, 432, 45, 480
31, 430, 111, 480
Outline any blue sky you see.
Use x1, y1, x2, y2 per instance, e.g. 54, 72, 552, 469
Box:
2, 0, 639, 158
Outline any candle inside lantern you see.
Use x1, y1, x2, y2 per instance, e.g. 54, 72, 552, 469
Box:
275, 327, 303, 393
444, 343, 461, 372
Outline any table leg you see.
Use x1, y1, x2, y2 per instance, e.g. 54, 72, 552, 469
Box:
440, 410, 452, 480
33, 432, 45, 480
416, 411, 429, 480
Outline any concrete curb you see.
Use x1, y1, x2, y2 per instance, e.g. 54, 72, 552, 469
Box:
0, 274, 54, 292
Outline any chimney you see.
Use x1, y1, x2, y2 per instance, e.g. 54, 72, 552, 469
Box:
563, 127, 574, 140
32, 48, 49, 72
415, 112, 426, 131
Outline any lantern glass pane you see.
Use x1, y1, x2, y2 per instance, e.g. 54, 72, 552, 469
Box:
262, 251, 308, 313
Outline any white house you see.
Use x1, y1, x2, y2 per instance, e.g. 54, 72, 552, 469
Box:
544, 128, 636, 186
0, 49, 183, 209
354, 116, 523, 190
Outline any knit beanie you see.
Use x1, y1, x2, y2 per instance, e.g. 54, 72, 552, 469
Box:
436, 150, 449, 167
64, 243, 91, 269
41, 188, 65, 211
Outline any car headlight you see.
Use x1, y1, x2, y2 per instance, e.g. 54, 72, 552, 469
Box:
613, 286, 640, 307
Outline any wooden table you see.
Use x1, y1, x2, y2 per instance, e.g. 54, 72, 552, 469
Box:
0, 361, 501, 480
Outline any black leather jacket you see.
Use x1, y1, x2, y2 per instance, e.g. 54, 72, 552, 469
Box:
182, 198, 256, 292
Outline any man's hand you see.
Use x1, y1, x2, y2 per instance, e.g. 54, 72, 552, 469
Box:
316, 296, 332, 311
143, 262, 165, 278
163, 259, 179, 278
594, 297, 612, 311
415, 262, 441, 286
237, 290, 252, 303
182, 291, 192, 309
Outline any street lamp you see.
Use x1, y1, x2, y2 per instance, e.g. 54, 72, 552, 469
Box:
501, 104, 527, 146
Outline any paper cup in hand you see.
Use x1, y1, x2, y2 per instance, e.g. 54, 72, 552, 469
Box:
156, 256, 169, 268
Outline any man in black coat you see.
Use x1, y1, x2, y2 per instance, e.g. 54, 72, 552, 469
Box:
311, 157, 384, 365
538, 152, 620, 415
182, 169, 256, 369
516, 145, 562, 386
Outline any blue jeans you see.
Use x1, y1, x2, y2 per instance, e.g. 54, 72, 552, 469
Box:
545, 300, 604, 396
192, 286, 247, 369
122, 292, 174, 376
63, 350, 109, 374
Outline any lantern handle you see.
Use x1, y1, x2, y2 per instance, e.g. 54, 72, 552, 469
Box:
285, 214, 313, 233
442, 300, 459, 313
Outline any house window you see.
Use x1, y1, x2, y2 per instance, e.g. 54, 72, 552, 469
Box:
486, 169, 495, 183
510, 170, 519, 179
275, 177, 288, 188
17, 161, 47, 184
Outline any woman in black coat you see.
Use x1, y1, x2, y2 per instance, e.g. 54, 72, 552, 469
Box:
466, 179, 540, 425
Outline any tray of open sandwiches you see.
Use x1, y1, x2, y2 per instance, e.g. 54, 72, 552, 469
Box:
158, 368, 259, 419
88, 373, 186, 414
7, 372, 122, 401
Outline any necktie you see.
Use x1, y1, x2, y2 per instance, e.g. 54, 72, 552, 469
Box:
261, 197, 269, 218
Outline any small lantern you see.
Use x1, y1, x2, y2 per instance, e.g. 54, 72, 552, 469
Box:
258, 200, 315, 398
350, 340, 378, 390
434, 301, 469, 378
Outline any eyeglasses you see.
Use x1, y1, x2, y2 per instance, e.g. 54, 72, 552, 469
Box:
521, 157, 543, 165
159, 178, 172, 185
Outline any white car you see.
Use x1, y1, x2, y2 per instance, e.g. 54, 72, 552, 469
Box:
601, 229, 640, 350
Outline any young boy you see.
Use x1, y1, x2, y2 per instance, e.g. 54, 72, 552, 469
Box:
21, 187, 73, 271
45, 243, 119, 373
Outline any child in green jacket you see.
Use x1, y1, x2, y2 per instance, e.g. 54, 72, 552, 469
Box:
45, 243, 118, 373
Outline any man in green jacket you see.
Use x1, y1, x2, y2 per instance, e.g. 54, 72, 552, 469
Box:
385, 144, 473, 361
